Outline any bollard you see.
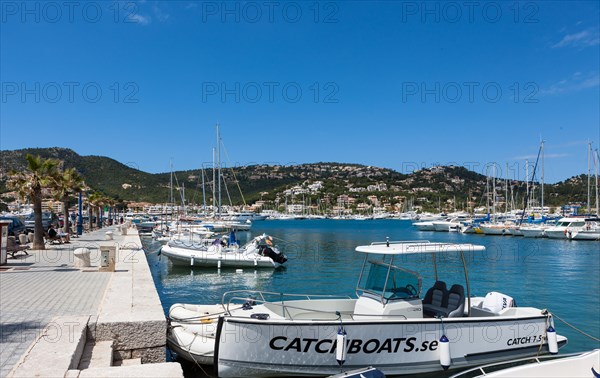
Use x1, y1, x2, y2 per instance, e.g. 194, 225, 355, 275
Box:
73, 248, 92, 268
105, 231, 113, 240
19, 233, 28, 245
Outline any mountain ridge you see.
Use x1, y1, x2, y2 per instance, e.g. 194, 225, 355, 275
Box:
0, 147, 593, 212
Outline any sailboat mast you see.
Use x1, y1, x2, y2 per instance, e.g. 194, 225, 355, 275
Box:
587, 142, 592, 215
212, 148, 216, 215
541, 140, 545, 216
201, 166, 206, 212
492, 165, 496, 219
217, 124, 222, 217
525, 159, 529, 213
170, 160, 173, 205
594, 148, 600, 217
505, 162, 508, 214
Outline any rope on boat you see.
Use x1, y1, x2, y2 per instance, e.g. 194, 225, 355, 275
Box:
548, 310, 600, 342
179, 329, 217, 378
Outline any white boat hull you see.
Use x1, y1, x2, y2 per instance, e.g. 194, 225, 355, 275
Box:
215, 311, 566, 377
414, 222, 435, 231
544, 229, 569, 239
479, 226, 506, 235
569, 230, 600, 240
520, 228, 546, 238
161, 244, 283, 268
454, 349, 599, 378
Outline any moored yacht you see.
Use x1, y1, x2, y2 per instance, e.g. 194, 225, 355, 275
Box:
544, 217, 588, 239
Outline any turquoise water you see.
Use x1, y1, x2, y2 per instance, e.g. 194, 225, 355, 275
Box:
143, 220, 600, 358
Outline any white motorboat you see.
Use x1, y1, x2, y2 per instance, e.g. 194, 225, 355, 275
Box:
413, 221, 435, 231
569, 226, 600, 240
160, 234, 287, 268
167, 240, 566, 377
450, 349, 599, 378
544, 217, 589, 239
432, 217, 464, 232
566, 219, 600, 241
224, 211, 267, 222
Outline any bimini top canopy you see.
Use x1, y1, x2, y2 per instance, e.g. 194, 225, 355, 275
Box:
355, 240, 486, 255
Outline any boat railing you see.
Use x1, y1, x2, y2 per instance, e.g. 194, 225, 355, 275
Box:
448, 351, 588, 378
222, 290, 353, 318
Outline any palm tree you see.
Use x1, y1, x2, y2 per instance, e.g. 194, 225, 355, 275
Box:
87, 192, 108, 229
7, 154, 60, 249
51, 167, 85, 235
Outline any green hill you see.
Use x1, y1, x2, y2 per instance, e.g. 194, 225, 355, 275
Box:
0, 147, 595, 213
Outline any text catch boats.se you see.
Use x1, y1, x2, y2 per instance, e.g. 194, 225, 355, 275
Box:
167, 240, 566, 377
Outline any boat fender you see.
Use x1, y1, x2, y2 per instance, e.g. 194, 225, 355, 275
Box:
546, 326, 558, 354
336, 326, 347, 366
439, 334, 451, 370
592, 367, 600, 378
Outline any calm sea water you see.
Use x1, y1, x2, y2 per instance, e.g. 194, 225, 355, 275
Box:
142, 220, 600, 359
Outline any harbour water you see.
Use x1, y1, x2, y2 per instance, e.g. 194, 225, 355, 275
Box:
142, 219, 599, 371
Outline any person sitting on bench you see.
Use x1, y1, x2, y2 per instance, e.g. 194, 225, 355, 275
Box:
47, 224, 64, 244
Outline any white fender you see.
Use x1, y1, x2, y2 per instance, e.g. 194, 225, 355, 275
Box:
439, 334, 451, 369
336, 328, 347, 366
547, 326, 558, 354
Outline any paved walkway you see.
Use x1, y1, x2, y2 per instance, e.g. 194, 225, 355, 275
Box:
0, 228, 118, 377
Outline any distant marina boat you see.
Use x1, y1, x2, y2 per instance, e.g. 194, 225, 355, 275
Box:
167, 240, 566, 377
413, 221, 435, 231
564, 217, 600, 240
545, 217, 589, 239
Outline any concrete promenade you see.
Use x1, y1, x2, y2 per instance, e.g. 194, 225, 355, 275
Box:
0, 225, 183, 377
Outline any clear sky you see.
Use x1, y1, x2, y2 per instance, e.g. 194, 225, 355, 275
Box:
1, 1, 599, 183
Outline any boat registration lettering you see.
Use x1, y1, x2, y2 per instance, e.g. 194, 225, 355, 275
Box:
269, 336, 438, 354
506, 335, 543, 346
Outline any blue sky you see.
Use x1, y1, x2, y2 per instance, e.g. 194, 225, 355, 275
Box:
1, 1, 599, 183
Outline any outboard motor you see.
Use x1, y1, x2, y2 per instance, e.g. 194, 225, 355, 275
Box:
259, 245, 288, 264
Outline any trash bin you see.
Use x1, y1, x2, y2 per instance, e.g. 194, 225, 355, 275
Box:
105, 231, 113, 240
73, 248, 91, 268
28, 233, 34, 243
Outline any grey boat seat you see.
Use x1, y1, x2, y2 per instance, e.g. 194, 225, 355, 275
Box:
422, 282, 466, 318
422, 281, 448, 317
445, 284, 465, 318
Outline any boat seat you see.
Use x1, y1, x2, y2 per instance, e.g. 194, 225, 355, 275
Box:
422, 281, 448, 317
446, 284, 465, 318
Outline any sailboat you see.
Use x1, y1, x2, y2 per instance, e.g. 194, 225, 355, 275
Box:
520, 141, 550, 238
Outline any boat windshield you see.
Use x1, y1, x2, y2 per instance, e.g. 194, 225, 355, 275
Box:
358, 260, 421, 302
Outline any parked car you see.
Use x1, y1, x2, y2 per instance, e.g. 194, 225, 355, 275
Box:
0, 216, 27, 236
24, 212, 60, 232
